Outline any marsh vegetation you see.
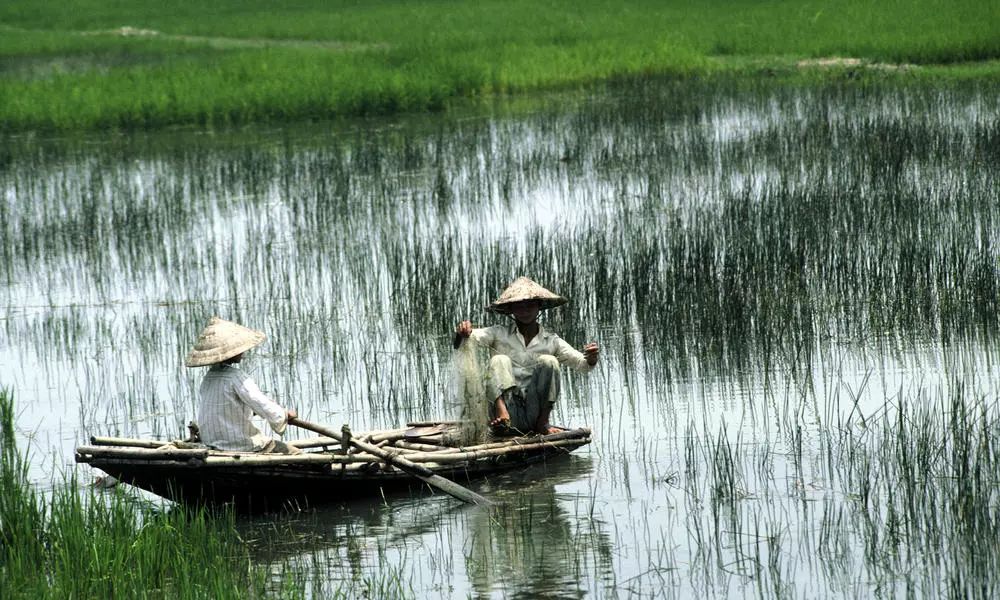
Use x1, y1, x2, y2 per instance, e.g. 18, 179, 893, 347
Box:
2, 78, 999, 597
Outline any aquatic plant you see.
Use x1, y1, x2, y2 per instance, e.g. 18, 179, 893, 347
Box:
0, 388, 309, 599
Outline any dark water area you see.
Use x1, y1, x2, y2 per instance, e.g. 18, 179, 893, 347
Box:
3, 79, 1000, 597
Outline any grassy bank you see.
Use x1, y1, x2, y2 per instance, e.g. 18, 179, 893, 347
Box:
1, 0, 998, 131
0, 389, 306, 599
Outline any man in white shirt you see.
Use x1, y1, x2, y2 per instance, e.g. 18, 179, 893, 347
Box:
455, 277, 599, 435
186, 317, 300, 454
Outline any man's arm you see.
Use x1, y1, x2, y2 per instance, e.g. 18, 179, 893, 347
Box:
553, 337, 600, 370
235, 377, 292, 435
454, 320, 493, 349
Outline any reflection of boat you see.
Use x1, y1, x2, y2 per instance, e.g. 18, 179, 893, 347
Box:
74, 422, 591, 510
232, 453, 605, 599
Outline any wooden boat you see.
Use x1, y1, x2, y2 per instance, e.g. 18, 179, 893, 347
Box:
75, 421, 591, 510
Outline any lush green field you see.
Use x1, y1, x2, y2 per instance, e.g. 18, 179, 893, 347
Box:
1, 0, 998, 131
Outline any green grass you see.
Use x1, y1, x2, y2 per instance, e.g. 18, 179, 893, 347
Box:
1, 0, 999, 131
0, 388, 307, 599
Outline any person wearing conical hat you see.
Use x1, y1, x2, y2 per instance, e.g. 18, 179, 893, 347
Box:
186, 317, 301, 454
454, 277, 599, 435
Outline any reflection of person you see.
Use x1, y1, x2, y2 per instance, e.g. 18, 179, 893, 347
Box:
185, 317, 300, 454
466, 458, 611, 598
454, 277, 599, 435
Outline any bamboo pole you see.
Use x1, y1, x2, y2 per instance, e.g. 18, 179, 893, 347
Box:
288, 436, 339, 449
203, 454, 340, 467
428, 428, 590, 454
89, 436, 168, 449
393, 441, 453, 452
289, 418, 492, 506
367, 429, 411, 444
76, 446, 210, 460
284, 428, 393, 449
203, 451, 400, 465
405, 438, 589, 463
75, 457, 201, 467
79, 456, 379, 474
87, 426, 432, 451
385, 428, 590, 455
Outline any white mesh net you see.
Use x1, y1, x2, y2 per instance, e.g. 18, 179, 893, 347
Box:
453, 338, 489, 444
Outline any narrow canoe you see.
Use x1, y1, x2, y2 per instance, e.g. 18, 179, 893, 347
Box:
75, 422, 591, 510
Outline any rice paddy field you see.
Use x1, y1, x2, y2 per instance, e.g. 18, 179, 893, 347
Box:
3, 76, 1000, 597
2, 0, 1000, 130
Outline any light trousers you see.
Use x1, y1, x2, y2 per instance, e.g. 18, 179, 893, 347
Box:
486, 354, 561, 432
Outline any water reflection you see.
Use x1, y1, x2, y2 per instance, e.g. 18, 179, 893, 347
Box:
468, 457, 612, 599
235, 456, 607, 598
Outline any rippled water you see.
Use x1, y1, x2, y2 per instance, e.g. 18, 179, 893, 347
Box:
3, 79, 999, 598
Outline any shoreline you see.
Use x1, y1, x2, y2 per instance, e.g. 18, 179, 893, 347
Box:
2, 60, 998, 134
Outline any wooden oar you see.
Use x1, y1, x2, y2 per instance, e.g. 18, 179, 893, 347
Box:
288, 417, 492, 506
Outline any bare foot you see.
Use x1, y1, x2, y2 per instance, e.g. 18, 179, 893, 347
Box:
533, 402, 559, 435
490, 396, 511, 429
534, 424, 562, 435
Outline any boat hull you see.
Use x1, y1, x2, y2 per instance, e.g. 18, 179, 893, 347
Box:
77, 427, 591, 510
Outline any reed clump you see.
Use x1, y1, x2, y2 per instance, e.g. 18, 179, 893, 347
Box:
0, 388, 306, 600
834, 385, 1000, 594
680, 382, 1000, 597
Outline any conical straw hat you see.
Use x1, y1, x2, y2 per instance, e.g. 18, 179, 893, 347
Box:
184, 317, 266, 367
486, 277, 568, 314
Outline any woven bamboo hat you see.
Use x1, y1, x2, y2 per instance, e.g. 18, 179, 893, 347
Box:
486, 276, 568, 314
184, 317, 266, 367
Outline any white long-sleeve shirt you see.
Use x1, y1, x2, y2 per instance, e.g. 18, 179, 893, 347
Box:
468, 323, 594, 389
196, 363, 288, 452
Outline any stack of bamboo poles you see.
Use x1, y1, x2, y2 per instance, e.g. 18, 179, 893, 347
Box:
75, 424, 591, 471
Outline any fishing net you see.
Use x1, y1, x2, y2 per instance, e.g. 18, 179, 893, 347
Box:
453, 338, 489, 444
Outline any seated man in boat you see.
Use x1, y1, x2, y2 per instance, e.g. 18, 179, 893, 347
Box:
185, 317, 301, 454
454, 277, 599, 435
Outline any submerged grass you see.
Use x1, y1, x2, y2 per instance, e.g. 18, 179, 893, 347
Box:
0, 388, 308, 599
1, 0, 999, 130
677, 379, 1000, 598
2, 80, 997, 427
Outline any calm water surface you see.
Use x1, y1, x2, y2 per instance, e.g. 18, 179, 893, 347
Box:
2, 79, 999, 598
